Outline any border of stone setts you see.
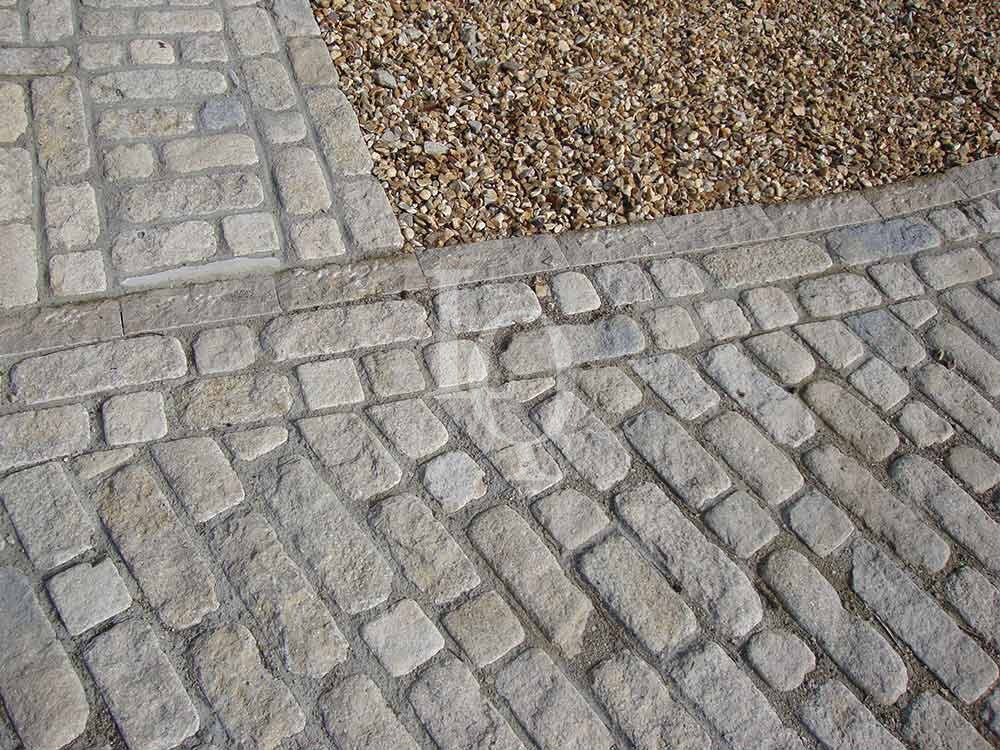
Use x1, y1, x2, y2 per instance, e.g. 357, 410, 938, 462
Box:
0, 156, 996, 358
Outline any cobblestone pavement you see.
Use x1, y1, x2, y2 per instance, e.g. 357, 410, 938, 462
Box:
0, 0, 401, 309
0, 153, 1000, 748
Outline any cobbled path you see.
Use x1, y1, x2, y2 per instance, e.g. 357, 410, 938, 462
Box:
4, 0, 1000, 746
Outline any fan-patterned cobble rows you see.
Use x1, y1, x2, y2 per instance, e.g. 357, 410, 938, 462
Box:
2, 184, 1000, 749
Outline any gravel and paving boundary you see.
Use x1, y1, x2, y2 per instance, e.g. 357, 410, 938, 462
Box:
315, 0, 999, 249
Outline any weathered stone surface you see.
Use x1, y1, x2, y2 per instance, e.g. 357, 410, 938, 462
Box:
286, 216, 347, 261
703, 238, 831, 288
925, 322, 1000, 397
224, 426, 287, 462
372, 494, 480, 603
177, 372, 293, 430
826, 217, 940, 265
102, 390, 167, 446
496, 649, 613, 750
272, 146, 332, 214
435, 281, 541, 332
798, 273, 883, 317
552, 270, 601, 313
306, 88, 373, 174
192, 324, 256, 374
669, 642, 799, 750
623, 410, 730, 509
803, 380, 899, 461
122, 276, 279, 335
904, 692, 991, 750
193, 624, 305, 749
917, 363, 1000, 458
852, 540, 998, 703
31, 77, 90, 179
914, 246, 992, 290
798, 681, 904, 750
703, 490, 779, 558
263, 300, 431, 360
361, 599, 443, 676
846, 309, 924, 369
745, 330, 815, 384
944, 567, 1000, 651
591, 651, 710, 750
580, 534, 698, 655
0, 82, 26, 142
129, 38, 176, 65
0, 462, 93, 571
617, 483, 762, 641
47, 559, 131, 635
267, 458, 392, 613
116, 173, 263, 223
703, 411, 802, 505
1, 149, 35, 222
532, 390, 631, 491
577, 365, 643, 414
97, 465, 219, 629
500, 314, 645, 375
469, 505, 593, 657
643, 305, 700, 349
891, 455, 1000, 576
335, 176, 404, 252
442, 590, 524, 667
593, 261, 654, 305
163, 135, 257, 175
848, 357, 908, 410
13, 335, 185, 404
0, 223, 38, 308
761, 547, 907, 704
409, 657, 523, 750
948, 445, 1000, 493
533, 487, 609, 551
424, 339, 488, 387
209, 512, 347, 677
73, 447, 135, 481
96, 105, 195, 139
297, 357, 364, 409
44, 184, 100, 250
696, 298, 751, 340
299, 413, 402, 500
940, 287, 1000, 352
794, 320, 864, 369
868, 261, 925, 300
701, 343, 815, 446
764, 190, 879, 234
491, 442, 563, 496
368, 398, 448, 459
784, 490, 854, 557
0, 404, 90, 471
362, 349, 424, 396
0, 569, 88, 750
421, 450, 487, 512
85, 620, 198, 750
287, 37, 338, 86
49, 250, 107, 296
319, 675, 418, 749
152, 438, 244, 523
420, 233, 565, 287
91, 68, 227, 103
631, 353, 719, 420
804, 444, 949, 573
742, 286, 798, 329
648, 257, 705, 297
744, 629, 815, 691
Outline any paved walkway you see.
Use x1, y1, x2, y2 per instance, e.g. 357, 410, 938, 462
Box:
4, 0, 1000, 748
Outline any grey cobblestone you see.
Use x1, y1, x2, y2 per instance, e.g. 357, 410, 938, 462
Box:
798, 680, 903, 750
112, 222, 217, 274
940, 286, 1000, 351
272, 146, 332, 215
852, 540, 998, 703
267, 458, 392, 613
501, 314, 645, 375
0, 404, 91, 471
618, 483, 762, 640
925, 322, 1000, 397
469, 505, 593, 656
643, 304, 700, 350
761, 547, 907, 704
947, 445, 1000, 493
102, 390, 167, 445
696, 298, 751, 340
193, 624, 305, 749
944, 566, 1000, 650
743, 286, 798, 329
631, 353, 719, 421
744, 629, 815, 691
647, 257, 705, 297
307, 88, 373, 174
32, 76, 90, 179
98, 465, 219, 629
497, 648, 613, 750
580, 533, 698, 655
745, 330, 815, 384
435, 281, 541, 333
826, 216, 940, 265
848, 357, 908, 410
784, 489, 854, 556
896, 401, 953, 446
442, 590, 524, 667
361, 598, 443, 676
44, 184, 100, 251
533, 487, 609, 551
803, 380, 899, 461
551, 270, 600, 314
299, 412, 401, 500
0, 223, 38, 308
591, 651, 710, 750
903, 693, 992, 750
410, 656, 523, 750
794, 320, 864, 369
593, 261, 654, 305
421, 450, 486, 511
798, 272, 883, 317
85, 620, 199, 749
116, 173, 264, 223
0, 569, 89, 750
846, 309, 925, 369
703, 238, 830, 288
47, 559, 131, 635
153, 437, 244, 523
209, 511, 347, 677
0, 148, 33, 222
319, 674, 417, 749
703, 490, 778, 557
868, 261, 925, 300
918, 362, 1000, 458
178, 371, 293, 429
890, 298, 938, 328
369, 398, 448, 459
577, 365, 643, 414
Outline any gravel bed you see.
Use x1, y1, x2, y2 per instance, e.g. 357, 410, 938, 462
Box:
313, 0, 999, 249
